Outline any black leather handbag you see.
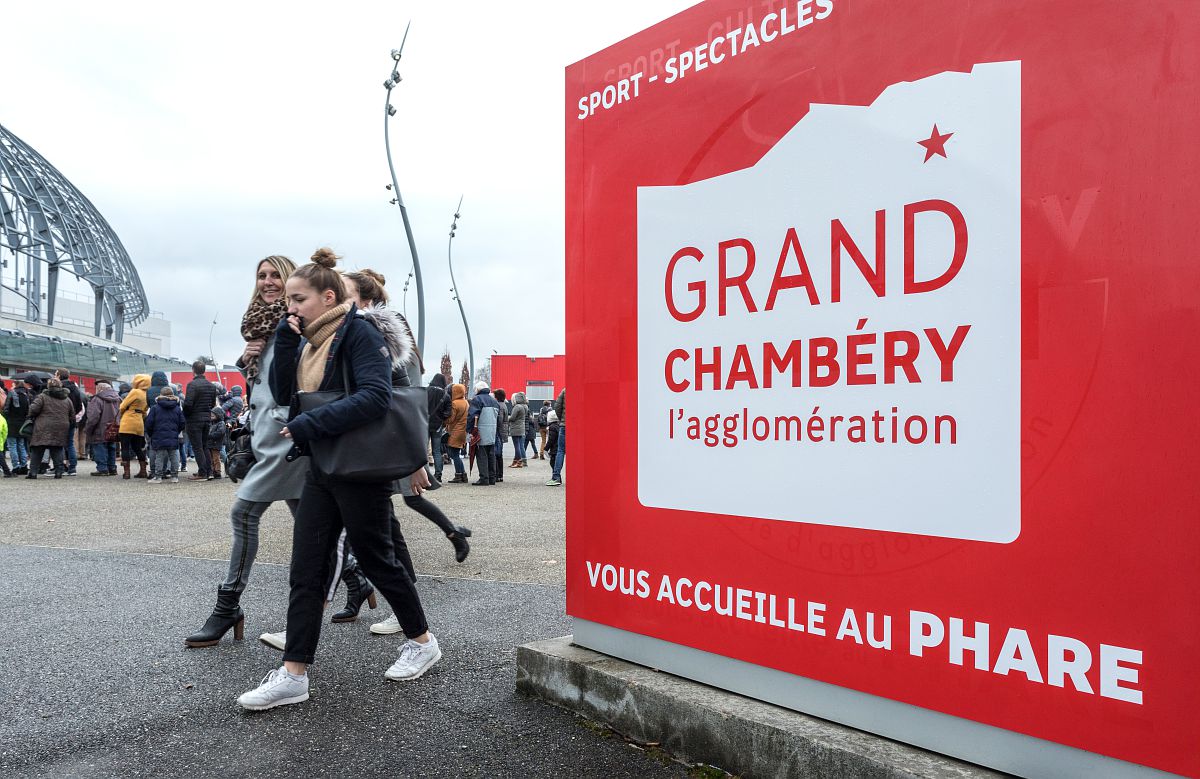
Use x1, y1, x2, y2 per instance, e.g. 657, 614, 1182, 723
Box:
225, 427, 256, 483
295, 361, 428, 483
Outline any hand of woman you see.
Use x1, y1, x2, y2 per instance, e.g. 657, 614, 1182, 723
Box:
241, 338, 266, 363
279, 426, 292, 439
410, 467, 431, 496
286, 315, 302, 335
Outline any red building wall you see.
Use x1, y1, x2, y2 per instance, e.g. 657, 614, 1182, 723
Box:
490, 354, 565, 403
170, 370, 247, 395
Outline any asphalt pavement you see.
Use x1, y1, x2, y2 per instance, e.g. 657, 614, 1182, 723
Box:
0, 454, 693, 778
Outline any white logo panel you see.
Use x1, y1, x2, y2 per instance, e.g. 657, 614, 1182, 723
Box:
636, 62, 1021, 542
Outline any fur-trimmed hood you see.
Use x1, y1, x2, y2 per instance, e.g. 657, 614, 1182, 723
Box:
357, 303, 416, 370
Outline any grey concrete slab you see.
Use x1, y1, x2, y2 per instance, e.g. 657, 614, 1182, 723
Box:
518, 637, 1005, 779
0, 544, 685, 779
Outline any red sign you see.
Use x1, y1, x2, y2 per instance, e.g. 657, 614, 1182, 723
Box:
566, 1, 1199, 775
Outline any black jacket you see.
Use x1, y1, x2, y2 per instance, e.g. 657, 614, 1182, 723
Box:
426, 374, 450, 433
270, 305, 394, 449
183, 375, 219, 422
62, 380, 84, 415
3, 386, 31, 429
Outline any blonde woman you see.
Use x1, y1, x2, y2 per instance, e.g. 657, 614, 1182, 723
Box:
185, 255, 308, 648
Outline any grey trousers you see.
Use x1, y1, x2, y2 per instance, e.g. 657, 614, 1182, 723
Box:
219, 497, 299, 596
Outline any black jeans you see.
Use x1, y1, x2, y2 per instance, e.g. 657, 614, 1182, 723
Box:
284, 469, 429, 664
389, 502, 418, 581
186, 421, 211, 477
28, 445, 64, 476
119, 433, 145, 462
326, 502, 417, 602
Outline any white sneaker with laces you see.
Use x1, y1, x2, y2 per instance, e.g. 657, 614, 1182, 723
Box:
384, 634, 442, 681
259, 630, 286, 651
237, 666, 309, 711
370, 614, 402, 635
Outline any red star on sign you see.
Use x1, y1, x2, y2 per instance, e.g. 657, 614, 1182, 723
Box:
918, 124, 954, 162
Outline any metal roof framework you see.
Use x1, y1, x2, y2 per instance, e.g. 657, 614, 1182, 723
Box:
0, 123, 148, 342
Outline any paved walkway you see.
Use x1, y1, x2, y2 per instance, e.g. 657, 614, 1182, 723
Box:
0, 456, 690, 778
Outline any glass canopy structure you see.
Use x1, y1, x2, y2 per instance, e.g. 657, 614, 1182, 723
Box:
0, 122, 148, 343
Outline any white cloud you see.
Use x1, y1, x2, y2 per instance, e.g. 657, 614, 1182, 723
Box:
1, 0, 697, 373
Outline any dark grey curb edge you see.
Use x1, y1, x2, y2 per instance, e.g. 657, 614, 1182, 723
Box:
516, 636, 1004, 779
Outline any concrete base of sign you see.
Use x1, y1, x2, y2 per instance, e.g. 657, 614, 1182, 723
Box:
517, 635, 1002, 779
522, 622, 1177, 779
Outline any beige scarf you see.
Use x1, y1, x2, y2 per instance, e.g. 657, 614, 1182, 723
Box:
297, 303, 351, 392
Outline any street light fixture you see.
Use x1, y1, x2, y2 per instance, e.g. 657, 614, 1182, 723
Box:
208, 312, 219, 367
446, 194, 474, 383
381, 21, 426, 372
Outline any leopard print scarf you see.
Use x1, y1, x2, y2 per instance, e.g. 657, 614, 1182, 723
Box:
240, 298, 288, 384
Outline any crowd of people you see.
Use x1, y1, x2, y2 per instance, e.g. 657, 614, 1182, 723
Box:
441, 382, 565, 487
0, 248, 567, 711
0, 368, 248, 481
0, 354, 566, 490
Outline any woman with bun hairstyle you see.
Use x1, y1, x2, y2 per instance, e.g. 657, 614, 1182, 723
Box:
255, 265, 438, 648
259, 267, 468, 646
185, 255, 313, 648
237, 249, 440, 711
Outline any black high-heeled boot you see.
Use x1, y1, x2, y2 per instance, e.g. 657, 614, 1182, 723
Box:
331, 565, 377, 623
184, 589, 245, 647
450, 525, 472, 563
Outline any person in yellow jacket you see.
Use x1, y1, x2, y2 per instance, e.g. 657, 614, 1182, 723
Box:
0, 412, 9, 477
118, 373, 151, 479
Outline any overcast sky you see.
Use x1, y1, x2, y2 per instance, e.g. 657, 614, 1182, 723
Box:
1, 1, 697, 375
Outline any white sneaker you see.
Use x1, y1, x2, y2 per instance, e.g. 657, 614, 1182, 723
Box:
370, 614, 402, 635
237, 666, 309, 711
259, 630, 286, 651
148, 477, 162, 484
384, 634, 442, 681
170, 476, 180, 483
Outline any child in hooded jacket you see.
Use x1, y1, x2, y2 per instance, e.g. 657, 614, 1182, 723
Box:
145, 386, 186, 483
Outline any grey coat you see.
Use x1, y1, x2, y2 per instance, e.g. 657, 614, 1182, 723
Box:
508, 393, 529, 438
235, 338, 307, 502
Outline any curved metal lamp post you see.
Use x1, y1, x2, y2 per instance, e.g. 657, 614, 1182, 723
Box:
447, 195, 474, 383
383, 22, 425, 361
208, 312, 218, 367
